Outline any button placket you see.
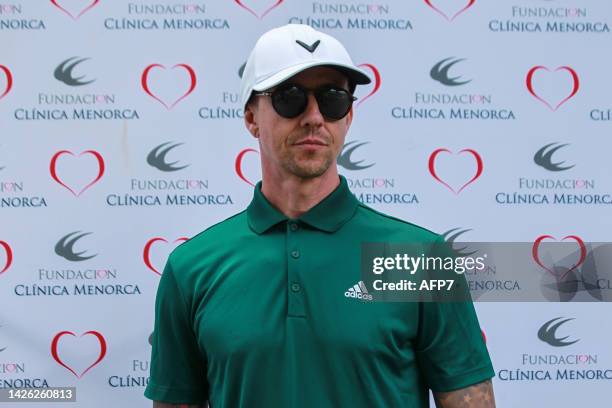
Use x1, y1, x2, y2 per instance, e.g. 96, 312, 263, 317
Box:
286, 221, 306, 317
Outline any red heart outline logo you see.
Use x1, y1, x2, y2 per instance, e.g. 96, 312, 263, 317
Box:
532, 234, 586, 280
0, 240, 13, 275
143, 237, 189, 275
0, 65, 13, 100
141, 63, 197, 110
526, 66, 579, 111
355, 63, 381, 108
49, 0, 100, 20
424, 0, 476, 21
50, 330, 106, 378
234, 0, 284, 19
428, 148, 483, 194
50, 150, 105, 196
235, 148, 259, 187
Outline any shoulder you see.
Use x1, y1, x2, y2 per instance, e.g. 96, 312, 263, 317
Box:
354, 203, 441, 243
168, 209, 250, 270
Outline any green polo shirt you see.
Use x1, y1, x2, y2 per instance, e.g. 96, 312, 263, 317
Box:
145, 176, 494, 407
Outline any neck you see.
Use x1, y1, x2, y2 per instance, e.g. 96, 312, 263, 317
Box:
260, 165, 340, 219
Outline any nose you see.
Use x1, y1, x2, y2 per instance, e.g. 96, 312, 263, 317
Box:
299, 92, 325, 128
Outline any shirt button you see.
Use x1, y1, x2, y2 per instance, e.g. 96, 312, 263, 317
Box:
289, 223, 299, 232
291, 283, 301, 292
291, 250, 300, 259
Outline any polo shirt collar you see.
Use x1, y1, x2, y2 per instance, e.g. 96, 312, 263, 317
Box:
247, 176, 359, 234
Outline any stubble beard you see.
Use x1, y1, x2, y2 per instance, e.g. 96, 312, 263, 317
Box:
281, 130, 336, 178
282, 150, 334, 178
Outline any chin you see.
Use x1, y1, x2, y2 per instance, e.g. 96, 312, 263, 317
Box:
288, 162, 330, 178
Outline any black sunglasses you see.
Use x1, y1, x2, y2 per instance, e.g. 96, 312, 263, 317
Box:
253, 83, 357, 121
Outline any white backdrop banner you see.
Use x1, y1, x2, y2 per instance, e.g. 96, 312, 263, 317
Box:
1, 1, 611, 407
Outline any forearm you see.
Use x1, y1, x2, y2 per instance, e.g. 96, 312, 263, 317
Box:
433, 379, 496, 408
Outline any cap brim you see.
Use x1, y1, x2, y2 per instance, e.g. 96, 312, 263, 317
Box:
252, 61, 371, 92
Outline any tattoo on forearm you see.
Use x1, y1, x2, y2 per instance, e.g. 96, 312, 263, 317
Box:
433, 379, 495, 408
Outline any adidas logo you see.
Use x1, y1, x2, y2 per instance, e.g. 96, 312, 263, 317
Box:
344, 280, 373, 301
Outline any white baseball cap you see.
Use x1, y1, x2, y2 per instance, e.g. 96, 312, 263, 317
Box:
240, 24, 371, 107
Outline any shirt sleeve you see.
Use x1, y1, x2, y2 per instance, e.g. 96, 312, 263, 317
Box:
144, 258, 208, 404
414, 236, 495, 392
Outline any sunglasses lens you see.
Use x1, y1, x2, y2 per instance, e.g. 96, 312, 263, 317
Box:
269, 85, 353, 120
271, 85, 307, 118
316, 88, 353, 120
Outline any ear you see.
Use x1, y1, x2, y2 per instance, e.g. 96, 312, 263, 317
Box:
244, 102, 259, 138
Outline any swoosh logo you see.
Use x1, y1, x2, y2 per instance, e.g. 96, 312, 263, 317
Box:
532, 235, 586, 280
49, 0, 100, 20
51, 330, 107, 378
428, 148, 484, 194
441, 228, 478, 256
534, 142, 574, 172
526, 65, 579, 111
147, 142, 189, 172
537, 317, 579, 347
0, 240, 13, 276
337, 141, 374, 171
234, 0, 284, 19
235, 148, 259, 187
50, 150, 105, 196
424, 0, 476, 21
430, 57, 471, 86
54, 231, 97, 262
0, 65, 13, 100
141, 63, 197, 110
143, 237, 189, 276
54, 57, 95, 87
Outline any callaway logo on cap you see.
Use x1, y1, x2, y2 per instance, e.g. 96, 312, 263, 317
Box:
240, 24, 371, 107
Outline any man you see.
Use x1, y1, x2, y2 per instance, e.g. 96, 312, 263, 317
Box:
145, 24, 495, 408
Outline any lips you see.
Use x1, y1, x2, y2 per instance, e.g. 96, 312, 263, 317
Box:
428, 148, 484, 194
143, 237, 189, 275
50, 150, 105, 196
0, 65, 12, 100
294, 138, 327, 146
50, 0, 101, 20
424, 0, 476, 21
234, 0, 284, 19
532, 235, 586, 280
50, 330, 107, 378
141, 63, 197, 110
526, 66, 579, 111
